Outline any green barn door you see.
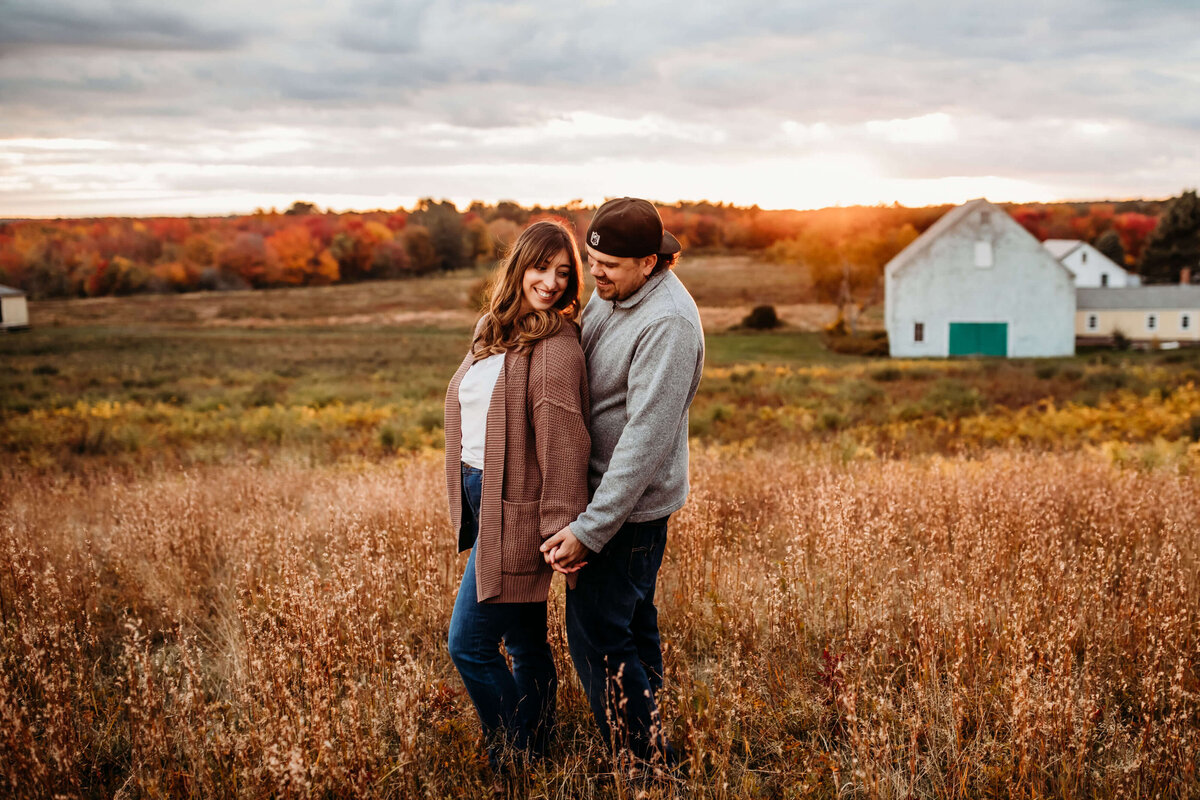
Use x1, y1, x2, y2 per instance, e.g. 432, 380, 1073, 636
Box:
948, 322, 1008, 356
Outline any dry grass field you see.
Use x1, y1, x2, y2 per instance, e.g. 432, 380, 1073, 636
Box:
2, 451, 1197, 798
2, 267, 1199, 798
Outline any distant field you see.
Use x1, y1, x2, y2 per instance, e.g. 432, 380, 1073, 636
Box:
27, 270, 485, 329
5, 279, 1200, 470
2, 268, 1200, 798
26, 255, 862, 333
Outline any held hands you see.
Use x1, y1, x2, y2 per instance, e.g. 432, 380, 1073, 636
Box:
540, 526, 589, 575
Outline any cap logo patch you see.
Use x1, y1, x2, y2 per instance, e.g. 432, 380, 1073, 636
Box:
590, 231, 600, 246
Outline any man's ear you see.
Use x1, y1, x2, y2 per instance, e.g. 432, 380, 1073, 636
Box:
640, 254, 657, 277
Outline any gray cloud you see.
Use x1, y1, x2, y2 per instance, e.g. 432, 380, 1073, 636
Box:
1, 0, 1197, 215
336, 0, 430, 54
0, 0, 246, 52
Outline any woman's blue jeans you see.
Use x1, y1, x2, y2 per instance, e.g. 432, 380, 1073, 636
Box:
447, 464, 557, 764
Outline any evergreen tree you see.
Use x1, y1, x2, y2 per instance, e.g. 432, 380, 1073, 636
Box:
1094, 229, 1126, 268
1139, 190, 1200, 283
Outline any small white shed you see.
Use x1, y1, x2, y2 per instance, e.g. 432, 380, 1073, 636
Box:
1044, 239, 1140, 288
0, 285, 29, 331
885, 198, 1076, 358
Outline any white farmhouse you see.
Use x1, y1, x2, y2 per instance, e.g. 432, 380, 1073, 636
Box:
885, 199, 1076, 358
1043, 239, 1140, 288
0, 284, 29, 331
1077, 286, 1200, 345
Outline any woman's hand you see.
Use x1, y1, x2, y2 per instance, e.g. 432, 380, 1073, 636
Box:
541, 526, 589, 574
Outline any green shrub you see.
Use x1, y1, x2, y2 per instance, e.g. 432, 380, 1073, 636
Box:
824, 331, 889, 356
869, 367, 903, 382
729, 366, 760, 384
417, 405, 445, 431
816, 410, 846, 431
741, 305, 781, 330
468, 277, 492, 311
153, 388, 189, 405
1035, 364, 1059, 380
837, 380, 884, 406
1, 398, 32, 414
891, 403, 925, 422
276, 363, 306, 378
709, 403, 734, 423
923, 379, 981, 417
245, 378, 288, 407
379, 425, 400, 453
1084, 370, 1128, 392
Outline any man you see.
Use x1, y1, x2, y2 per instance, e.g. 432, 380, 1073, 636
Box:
540, 197, 704, 769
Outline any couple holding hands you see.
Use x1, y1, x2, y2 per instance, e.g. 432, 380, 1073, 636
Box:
443, 197, 704, 778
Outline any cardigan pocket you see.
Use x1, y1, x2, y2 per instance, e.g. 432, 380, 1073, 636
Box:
500, 499, 544, 575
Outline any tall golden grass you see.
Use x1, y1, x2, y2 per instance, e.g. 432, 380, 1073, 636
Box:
2, 446, 1196, 798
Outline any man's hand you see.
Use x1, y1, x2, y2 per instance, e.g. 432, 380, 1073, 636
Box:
540, 526, 589, 575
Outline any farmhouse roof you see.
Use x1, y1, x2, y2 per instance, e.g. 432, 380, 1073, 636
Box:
885, 198, 1074, 280
1077, 286, 1200, 310
885, 198, 986, 278
1043, 239, 1085, 259
0, 284, 25, 297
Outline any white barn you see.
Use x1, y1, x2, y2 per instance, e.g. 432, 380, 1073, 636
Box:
885, 199, 1076, 358
0, 284, 29, 331
1044, 239, 1139, 288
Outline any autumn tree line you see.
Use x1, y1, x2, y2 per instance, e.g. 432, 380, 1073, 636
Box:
1, 192, 1196, 302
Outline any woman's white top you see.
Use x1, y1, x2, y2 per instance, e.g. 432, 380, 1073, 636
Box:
457, 351, 505, 469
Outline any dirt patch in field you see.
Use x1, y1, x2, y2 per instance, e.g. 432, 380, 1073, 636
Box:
28, 280, 482, 329
199, 309, 478, 329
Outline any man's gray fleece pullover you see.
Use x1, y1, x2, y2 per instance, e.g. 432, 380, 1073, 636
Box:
570, 269, 704, 553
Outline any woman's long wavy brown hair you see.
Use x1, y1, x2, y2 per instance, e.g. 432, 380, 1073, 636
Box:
472, 219, 584, 361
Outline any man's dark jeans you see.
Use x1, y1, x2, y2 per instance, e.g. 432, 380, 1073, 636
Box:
447, 464, 556, 766
566, 515, 676, 765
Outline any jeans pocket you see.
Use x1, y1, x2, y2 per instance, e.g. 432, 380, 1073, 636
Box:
626, 520, 667, 583
501, 500, 545, 575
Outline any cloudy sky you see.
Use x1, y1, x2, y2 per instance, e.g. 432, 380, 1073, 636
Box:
1, 0, 1197, 217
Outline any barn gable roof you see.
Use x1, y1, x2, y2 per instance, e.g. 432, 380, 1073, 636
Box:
885, 198, 1075, 281
0, 284, 25, 297
1043, 239, 1085, 259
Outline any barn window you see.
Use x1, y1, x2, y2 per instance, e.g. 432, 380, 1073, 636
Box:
1147, 313, 1158, 331
1087, 314, 1098, 331
1182, 313, 1192, 331
980, 212, 990, 225
1082, 252, 1088, 264
1100, 273, 1108, 287
914, 322, 925, 342
974, 241, 993, 268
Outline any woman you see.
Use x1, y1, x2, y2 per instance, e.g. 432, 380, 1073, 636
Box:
444, 219, 591, 767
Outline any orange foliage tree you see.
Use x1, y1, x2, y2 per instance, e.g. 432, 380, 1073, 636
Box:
266, 225, 339, 285
0, 198, 1174, 299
